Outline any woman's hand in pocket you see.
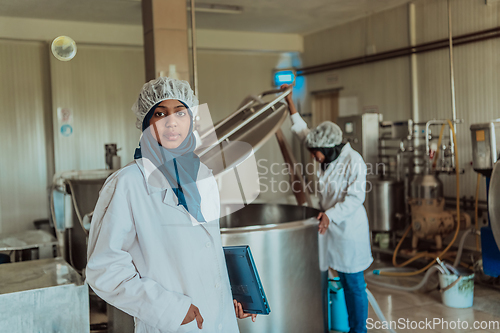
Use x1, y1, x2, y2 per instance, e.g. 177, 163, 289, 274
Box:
182, 304, 204, 329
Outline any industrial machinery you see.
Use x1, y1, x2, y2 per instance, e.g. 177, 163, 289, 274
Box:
338, 114, 471, 253
52, 169, 127, 333
409, 172, 470, 251
52, 169, 113, 273
105, 143, 121, 170
471, 120, 500, 277
365, 178, 405, 233
337, 113, 380, 168
470, 121, 500, 176
338, 114, 406, 236
408, 119, 471, 252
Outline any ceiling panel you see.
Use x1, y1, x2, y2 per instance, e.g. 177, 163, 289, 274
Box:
0, 0, 413, 34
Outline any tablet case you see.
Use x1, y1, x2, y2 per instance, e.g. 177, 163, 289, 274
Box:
223, 245, 271, 315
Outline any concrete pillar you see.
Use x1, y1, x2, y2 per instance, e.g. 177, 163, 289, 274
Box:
141, 0, 190, 82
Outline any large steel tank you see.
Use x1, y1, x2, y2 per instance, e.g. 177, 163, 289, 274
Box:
220, 204, 323, 333
53, 170, 112, 272
365, 178, 405, 231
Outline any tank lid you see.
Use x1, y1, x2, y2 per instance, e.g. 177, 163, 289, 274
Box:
196, 89, 290, 175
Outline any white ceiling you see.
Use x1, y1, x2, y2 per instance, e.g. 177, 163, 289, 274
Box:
0, 0, 412, 34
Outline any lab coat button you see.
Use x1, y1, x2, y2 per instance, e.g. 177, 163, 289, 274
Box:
218, 324, 222, 330
215, 283, 220, 289
206, 242, 211, 248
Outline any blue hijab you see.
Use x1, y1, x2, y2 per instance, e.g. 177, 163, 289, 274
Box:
134, 100, 205, 223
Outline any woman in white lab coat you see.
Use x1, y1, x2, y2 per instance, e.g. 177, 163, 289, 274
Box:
86, 77, 255, 333
282, 85, 373, 333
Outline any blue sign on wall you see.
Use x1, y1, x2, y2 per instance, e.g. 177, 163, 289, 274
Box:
60, 124, 73, 137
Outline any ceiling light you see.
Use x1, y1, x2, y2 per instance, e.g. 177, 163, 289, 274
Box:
188, 3, 243, 15
121, 0, 243, 15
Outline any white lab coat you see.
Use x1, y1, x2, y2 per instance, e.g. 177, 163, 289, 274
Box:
86, 158, 240, 333
291, 113, 373, 273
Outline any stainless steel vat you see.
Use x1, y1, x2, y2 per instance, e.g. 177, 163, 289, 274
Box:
365, 178, 405, 231
65, 177, 109, 272
220, 204, 323, 333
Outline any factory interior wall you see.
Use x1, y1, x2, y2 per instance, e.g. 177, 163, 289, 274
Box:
0, 40, 52, 234
0, 40, 294, 233
302, 0, 500, 203
50, 44, 144, 173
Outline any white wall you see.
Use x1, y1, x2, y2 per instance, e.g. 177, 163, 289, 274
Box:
0, 17, 302, 232
0, 40, 51, 234
301, 0, 500, 200
50, 44, 144, 172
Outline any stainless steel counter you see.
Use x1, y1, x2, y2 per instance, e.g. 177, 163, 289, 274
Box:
0, 230, 57, 252
0, 229, 58, 261
0, 257, 89, 332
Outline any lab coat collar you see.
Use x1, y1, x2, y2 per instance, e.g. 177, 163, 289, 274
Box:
135, 158, 215, 227
135, 158, 171, 195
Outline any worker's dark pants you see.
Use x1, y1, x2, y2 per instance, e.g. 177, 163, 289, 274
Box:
322, 270, 368, 333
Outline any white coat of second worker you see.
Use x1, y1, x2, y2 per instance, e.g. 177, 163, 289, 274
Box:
86, 158, 240, 333
290, 113, 373, 273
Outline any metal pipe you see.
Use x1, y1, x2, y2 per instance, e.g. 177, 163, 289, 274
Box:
408, 3, 422, 176
190, 0, 198, 97
409, 2, 419, 124
425, 119, 462, 172
396, 151, 402, 182
427, 121, 446, 157
447, 0, 457, 168
296, 27, 500, 76
425, 120, 454, 157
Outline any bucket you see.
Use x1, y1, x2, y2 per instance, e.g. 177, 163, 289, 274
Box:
328, 278, 350, 333
439, 271, 474, 308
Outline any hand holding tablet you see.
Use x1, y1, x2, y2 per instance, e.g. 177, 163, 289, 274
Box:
224, 246, 271, 315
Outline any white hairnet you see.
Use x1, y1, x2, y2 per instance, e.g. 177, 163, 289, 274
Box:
305, 121, 343, 148
132, 76, 199, 129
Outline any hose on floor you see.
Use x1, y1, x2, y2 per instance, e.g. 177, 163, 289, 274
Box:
366, 288, 398, 333
366, 266, 442, 292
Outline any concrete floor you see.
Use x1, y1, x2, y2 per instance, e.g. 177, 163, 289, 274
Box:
90, 260, 500, 333
362, 262, 500, 333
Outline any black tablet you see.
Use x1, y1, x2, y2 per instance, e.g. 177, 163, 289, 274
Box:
223, 245, 271, 315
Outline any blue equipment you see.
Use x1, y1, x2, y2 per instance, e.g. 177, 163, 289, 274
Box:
327, 277, 350, 333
